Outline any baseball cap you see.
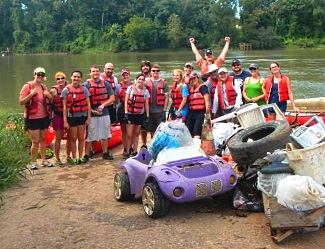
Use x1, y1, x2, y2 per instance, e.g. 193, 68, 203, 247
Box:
208, 64, 219, 74
189, 72, 199, 80
184, 62, 193, 68
34, 67, 46, 74
120, 69, 130, 76
205, 49, 213, 56
249, 63, 258, 69
218, 67, 228, 74
231, 59, 241, 65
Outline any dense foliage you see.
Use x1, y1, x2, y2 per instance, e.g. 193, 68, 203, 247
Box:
0, 0, 324, 53
0, 112, 30, 206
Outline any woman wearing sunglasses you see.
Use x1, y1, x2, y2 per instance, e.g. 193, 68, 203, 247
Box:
50, 72, 71, 165
19, 67, 53, 170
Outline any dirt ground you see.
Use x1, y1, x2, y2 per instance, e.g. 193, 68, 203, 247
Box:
1, 142, 325, 249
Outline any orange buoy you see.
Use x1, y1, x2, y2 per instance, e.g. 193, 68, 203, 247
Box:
200, 114, 216, 156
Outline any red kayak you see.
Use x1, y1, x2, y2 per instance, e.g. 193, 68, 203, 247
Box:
284, 112, 325, 126
45, 124, 122, 151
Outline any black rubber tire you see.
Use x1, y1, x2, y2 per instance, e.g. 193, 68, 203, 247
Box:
227, 120, 291, 166
113, 172, 135, 202
142, 182, 170, 218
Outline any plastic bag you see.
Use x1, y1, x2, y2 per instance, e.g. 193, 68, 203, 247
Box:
257, 171, 291, 198
149, 119, 193, 160
212, 122, 236, 148
275, 175, 325, 214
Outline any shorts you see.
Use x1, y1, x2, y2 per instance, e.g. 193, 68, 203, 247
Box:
128, 113, 145, 125
24, 116, 51, 130
117, 104, 126, 124
108, 104, 117, 124
268, 101, 287, 113
67, 116, 87, 127
144, 112, 166, 133
86, 115, 111, 142
52, 113, 64, 131
185, 111, 205, 137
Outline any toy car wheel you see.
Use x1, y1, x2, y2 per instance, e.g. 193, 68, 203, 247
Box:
113, 172, 134, 201
142, 182, 170, 218
228, 120, 291, 166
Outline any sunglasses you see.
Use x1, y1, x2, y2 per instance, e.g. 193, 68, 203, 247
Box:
249, 68, 257, 71
36, 73, 45, 77
232, 64, 240, 67
151, 70, 160, 72
56, 77, 65, 80
142, 60, 150, 63
270, 66, 278, 69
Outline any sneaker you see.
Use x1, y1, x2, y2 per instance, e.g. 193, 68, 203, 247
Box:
102, 152, 114, 160
89, 150, 95, 158
71, 158, 78, 164
41, 160, 53, 167
122, 152, 129, 159
30, 162, 39, 170
79, 157, 88, 164
132, 151, 138, 156
141, 144, 148, 149
66, 157, 73, 164
129, 147, 134, 155
55, 159, 63, 166
83, 154, 90, 162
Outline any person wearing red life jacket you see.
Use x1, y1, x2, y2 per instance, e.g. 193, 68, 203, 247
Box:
141, 64, 169, 146
170, 69, 189, 121
19, 67, 53, 170
124, 73, 150, 158
50, 71, 71, 165
183, 62, 194, 85
83, 65, 115, 161
61, 70, 91, 164
204, 64, 220, 119
117, 69, 134, 158
189, 37, 230, 79
264, 62, 299, 120
100, 63, 119, 124
186, 73, 210, 138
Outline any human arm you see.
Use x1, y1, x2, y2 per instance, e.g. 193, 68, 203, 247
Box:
62, 98, 69, 129
189, 38, 203, 62
97, 83, 115, 112
19, 83, 38, 105
163, 81, 169, 112
286, 76, 299, 113
85, 97, 91, 126
233, 80, 242, 109
242, 78, 251, 102
214, 37, 230, 68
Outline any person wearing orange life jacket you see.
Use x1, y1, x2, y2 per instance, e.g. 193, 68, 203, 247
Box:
189, 37, 230, 80
100, 63, 119, 124
204, 64, 220, 119
141, 64, 169, 146
124, 73, 150, 158
50, 71, 71, 165
83, 65, 115, 161
214, 67, 242, 117
264, 62, 299, 120
170, 69, 189, 121
116, 69, 134, 158
19, 67, 53, 170
61, 70, 91, 164
186, 73, 210, 138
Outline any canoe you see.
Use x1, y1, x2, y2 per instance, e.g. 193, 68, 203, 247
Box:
284, 112, 325, 126
45, 124, 122, 151
287, 97, 325, 113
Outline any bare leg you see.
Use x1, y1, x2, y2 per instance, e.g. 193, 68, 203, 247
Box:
69, 126, 78, 158
39, 128, 48, 163
54, 130, 63, 160
28, 129, 40, 162
77, 125, 85, 158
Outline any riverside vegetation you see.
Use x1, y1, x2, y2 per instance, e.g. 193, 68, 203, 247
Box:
0, 112, 30, 206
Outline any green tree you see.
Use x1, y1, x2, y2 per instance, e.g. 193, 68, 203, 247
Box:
103, 23, 125, 52
166, 14, 185, 48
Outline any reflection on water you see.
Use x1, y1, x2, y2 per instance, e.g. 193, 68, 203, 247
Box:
1, 49, 325, 112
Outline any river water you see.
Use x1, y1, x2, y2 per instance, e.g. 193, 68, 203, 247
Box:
1, 49, 325, 112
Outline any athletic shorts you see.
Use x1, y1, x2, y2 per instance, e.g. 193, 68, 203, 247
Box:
67, 116, 87, 127
268, 101, 287, 113
127, 113, 145, 126
117, 104, 126, 124
185, 111, 205, 137
144, 112, 166, 133
86, 115, 111, 142
24, 117, 51, 130
52, 113, 64, 131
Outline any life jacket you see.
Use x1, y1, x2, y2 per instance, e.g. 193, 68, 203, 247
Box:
171, 81, 183, 109
87, 79, 108, 107
127, 85, 146, 114
66, 85, 88, 113
189, 85, 206, 111
146, 78, 166, 106
24, 82, 51, 117
101, 73, 116, 92
264, 75, 289, 102
217, 76, 237, 110
208, 77, 218, 101
51, 84, 66, 114
118, 81, 130, 105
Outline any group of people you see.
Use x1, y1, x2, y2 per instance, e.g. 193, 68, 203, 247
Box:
19, 36, 299, 170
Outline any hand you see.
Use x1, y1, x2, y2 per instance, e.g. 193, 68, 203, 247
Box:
144, 116, 149, 124
189, 38, 195, 43
225, 37, 231, 43
294, 107, 300, 114
123, 113, 129, 122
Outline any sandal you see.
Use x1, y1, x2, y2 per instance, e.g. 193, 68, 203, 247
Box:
78, 157, 88, 164
72, 158, 78, 164
41, 160, 53, 167
55, 159, 63, 166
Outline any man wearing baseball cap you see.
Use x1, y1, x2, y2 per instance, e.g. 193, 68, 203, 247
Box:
183, 62, 194, 84
229, 58, 251, 96
189, 37, 231, 77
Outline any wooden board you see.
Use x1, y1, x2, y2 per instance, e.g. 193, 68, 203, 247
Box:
287, 97, 325, 113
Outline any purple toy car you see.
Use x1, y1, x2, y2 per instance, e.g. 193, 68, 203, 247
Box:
113, 146, 237, 218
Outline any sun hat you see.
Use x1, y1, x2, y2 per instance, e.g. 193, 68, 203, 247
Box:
54, 72, 66, 79
218, 67, 228, 74
34, 67, 46, 74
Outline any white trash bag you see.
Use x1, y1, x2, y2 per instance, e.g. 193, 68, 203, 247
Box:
275, 175, 325, 214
